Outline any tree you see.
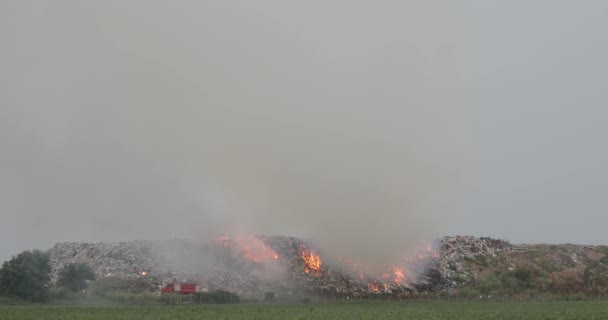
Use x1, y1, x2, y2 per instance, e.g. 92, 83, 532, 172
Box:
0, 250, 51, 301
57, 263, 96, 292
264, 291, 276, 302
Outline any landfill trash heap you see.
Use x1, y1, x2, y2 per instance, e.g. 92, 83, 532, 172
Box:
46, 235, 537, 299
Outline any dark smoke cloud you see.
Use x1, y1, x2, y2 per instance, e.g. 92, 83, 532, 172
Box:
0, 1, 470, 269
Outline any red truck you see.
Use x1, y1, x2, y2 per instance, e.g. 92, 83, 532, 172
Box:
160, 282, 208, 294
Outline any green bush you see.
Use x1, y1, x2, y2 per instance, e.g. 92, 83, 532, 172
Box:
513, 267, 533, 287
457, 287, 481, 299
57, 263, 95, 292
478, 274, 502, 295
193, 290, 240, 304
88, 276, 149, 296
530, 271, 551, 292
495, 267, 537, 294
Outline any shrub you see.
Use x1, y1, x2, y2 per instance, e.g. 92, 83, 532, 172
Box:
513, 267, 533, 288
57, 263, 95, 292
194, 290, 240, 304
457, 287, 481, 299
88, 276, 149, 296
478, 273, 502, 295
551, 268, 584, 295
264, 291, 276, 302
496, 267, 536, 293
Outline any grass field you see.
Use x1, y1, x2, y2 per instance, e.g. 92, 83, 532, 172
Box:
2, 301, 608, 320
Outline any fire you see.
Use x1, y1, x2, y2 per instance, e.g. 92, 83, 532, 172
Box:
391, 267, 407, 285
337, 257, 375, 282
210, 235, 443, 293
368, 282, 380, 292
301, 247, 322, 275
335, 242, 442, 292
213, 235, 279, 263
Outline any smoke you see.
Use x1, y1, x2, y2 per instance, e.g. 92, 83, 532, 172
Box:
0, 1, 470, 270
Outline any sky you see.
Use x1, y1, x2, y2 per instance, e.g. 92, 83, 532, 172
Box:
1, 1, 607, 264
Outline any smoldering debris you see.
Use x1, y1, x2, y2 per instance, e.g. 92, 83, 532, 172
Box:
47, 235, 522, 299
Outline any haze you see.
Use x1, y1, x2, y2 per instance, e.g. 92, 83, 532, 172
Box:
1, 1, 607, 266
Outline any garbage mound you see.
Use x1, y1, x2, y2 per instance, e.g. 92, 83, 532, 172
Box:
47, 235, 523, 298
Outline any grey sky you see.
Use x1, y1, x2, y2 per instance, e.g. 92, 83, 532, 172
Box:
448, 1, 608, 244
1, 1, 607, 264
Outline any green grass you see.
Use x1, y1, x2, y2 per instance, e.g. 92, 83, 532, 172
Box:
2, 301, 608, 320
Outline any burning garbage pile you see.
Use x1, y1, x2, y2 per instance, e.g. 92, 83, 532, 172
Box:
47, 235, 516, 298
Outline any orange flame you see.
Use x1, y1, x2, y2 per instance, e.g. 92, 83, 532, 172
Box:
301, 247, 322, 275
391, 267, 407, 285
368, 282, 380, 292
213, 235, 279, 263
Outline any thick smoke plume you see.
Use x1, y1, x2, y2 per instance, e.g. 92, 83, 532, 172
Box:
0, 1, 470, 271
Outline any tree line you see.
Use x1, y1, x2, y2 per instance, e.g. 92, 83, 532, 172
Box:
0, 250, 94, 302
